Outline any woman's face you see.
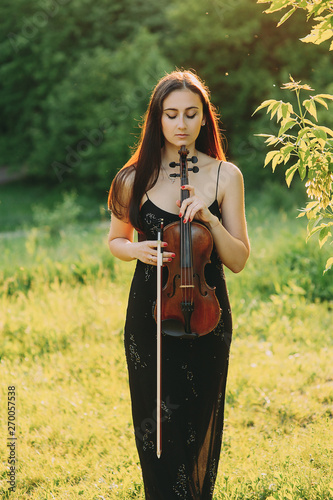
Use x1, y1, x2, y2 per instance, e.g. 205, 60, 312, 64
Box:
161, 89, 205, 150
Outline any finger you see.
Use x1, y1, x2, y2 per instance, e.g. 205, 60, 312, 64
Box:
179, 196, 193, 214
147, 240, 158, 248
183, 202, 200, 223
181, 184, 195, 194
179, 197, 196, 218
185, 201, 208, 223
147, 254, 156, 265
163, 255, 175, 264
165, 251, 176, 260
148, 240, 168, 248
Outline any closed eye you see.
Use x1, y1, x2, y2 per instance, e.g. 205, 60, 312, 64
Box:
165, 114, 197, 119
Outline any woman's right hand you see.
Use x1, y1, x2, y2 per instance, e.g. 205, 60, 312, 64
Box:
134, 240, 175, 266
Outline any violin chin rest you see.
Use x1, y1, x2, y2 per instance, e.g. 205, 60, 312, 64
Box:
162, 320, 198, 340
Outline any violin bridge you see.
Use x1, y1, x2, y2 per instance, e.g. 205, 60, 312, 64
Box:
179, 285, 195, 288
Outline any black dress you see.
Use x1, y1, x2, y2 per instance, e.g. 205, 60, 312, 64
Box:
124, 169, 232, 499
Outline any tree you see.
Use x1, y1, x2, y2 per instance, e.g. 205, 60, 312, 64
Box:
163, 0, 333, 190
254, 0, 333, 272
0, 0, 171, 179
40, 29, 171, 187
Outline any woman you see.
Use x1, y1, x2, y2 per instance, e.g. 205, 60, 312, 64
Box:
107, 70, 250, 499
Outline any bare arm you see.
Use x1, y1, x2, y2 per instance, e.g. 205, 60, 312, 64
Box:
207, 164, 250, 273
108, 214, 176, 265
107, 215, 136, 261
179, 162, 250, 273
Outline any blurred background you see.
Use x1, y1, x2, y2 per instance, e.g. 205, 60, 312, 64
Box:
1, 0, 333, 226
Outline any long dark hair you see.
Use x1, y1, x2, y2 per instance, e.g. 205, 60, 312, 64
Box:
108, 70, 226, 232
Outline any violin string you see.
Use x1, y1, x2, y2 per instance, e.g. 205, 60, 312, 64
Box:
184, 221, 186, 301
188, 221, 193, 306
181, 211, 184, 300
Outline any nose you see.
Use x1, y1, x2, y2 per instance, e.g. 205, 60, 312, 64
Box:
177, 114, 186, 129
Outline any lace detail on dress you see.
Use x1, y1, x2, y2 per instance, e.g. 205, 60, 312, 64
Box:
173, 464, 189, 498
128, 333, 147, 370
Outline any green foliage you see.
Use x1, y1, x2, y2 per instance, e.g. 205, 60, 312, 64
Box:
2, 0, 333, 193
31, 190, 82, 237
229, 205, 333, 303
258, 0, 333, 49
0, 0, 171, 180
40, 29, 171, 186
254, 1, 333, 273
0, 224, 114, 297
163, 0, 333, 191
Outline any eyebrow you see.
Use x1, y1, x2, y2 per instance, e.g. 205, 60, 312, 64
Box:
163, 106, 199, 111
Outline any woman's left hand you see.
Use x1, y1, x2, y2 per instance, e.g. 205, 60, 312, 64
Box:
177, 185, 216, 225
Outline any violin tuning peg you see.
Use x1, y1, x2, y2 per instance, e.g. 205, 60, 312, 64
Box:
169, 173, 179, 178
169, 162, 179, 168
189, 166, 199, 174
189, 156, 198, 164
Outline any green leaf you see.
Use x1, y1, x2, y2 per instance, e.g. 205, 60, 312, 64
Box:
298, 160, 307, 180
276, 7, 296, 27
312, 128, 327, 148
269, 101, 282, 120
281, 102, 292, 119
266, 136, 281, 146
297, 127, 312, 141
307, 218, 319, 237
303, 99, 318, 121
316, 126, 333, 137
301, 28, 333, 46
255, 134, 281, 146
324, 257, 333, 274
314, 94, 333, 101
278, 119, 297, 135
281, 143, 295, 164
264, 150, 280, 167
272, 153, 284, 172
312, 96, 328, 109
262, 0, 291, 14
276, 105, 283, 123
319, 226, 331, 248
303, 118, 318, 128
252, 99, 277, 115
285, 164, 298, 187
281, 144, 295, 155
305, 201, 321, 212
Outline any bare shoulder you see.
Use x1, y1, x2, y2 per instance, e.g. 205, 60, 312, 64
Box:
206, 160, 244, 205
200, 154, 242, 179
220, 161, 243, 179
217, 161, 244, 202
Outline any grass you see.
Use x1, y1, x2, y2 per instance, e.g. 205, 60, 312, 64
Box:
0, 187, 332, 499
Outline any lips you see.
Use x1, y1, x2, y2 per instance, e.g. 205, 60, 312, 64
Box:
176, 134, 188, 137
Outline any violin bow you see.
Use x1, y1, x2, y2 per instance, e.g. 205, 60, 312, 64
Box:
156, 218, 164, 459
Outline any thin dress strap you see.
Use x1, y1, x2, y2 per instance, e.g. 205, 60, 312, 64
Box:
215, 161, 223, 201
145, 192, 150, 201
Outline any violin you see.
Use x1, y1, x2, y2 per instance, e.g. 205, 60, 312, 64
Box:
155, 146, 221, 339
